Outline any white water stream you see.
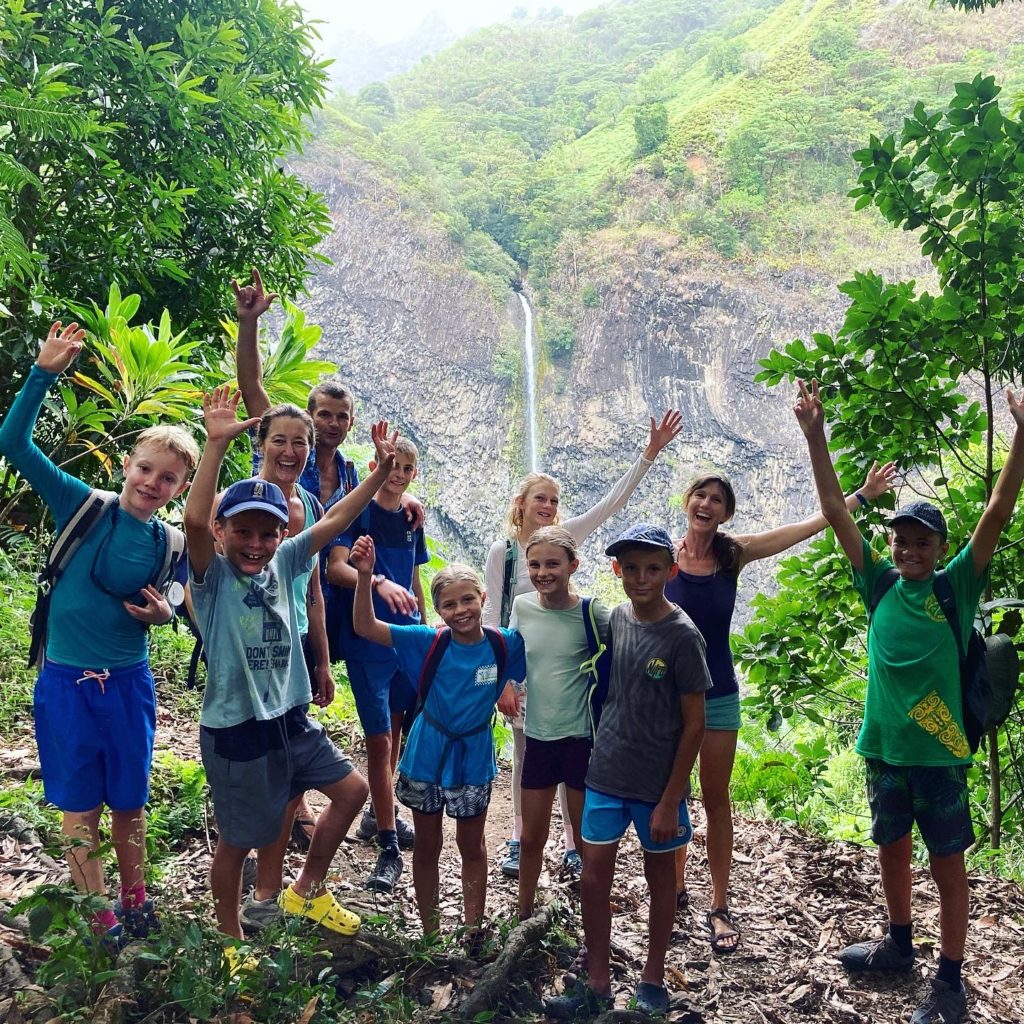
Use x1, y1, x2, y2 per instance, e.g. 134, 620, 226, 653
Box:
517, 291, 539, 471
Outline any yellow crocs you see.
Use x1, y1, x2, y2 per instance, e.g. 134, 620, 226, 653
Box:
223, 944, 259, 978
278, 884, 361, 936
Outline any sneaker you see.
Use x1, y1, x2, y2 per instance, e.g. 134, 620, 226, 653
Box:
838, 933, 915, 973
395, 812, 415, 851
501, 839, 521, 879
114, 898, 160, 939
910, 978, 967, 1024
278, 884, 361, 936
366, 849, 403, 894
239, 891, 283, 933
633, 981, 670, 1016
543, 984, 613, 1020
562, 849, 583, 877
354, 805, 377, 841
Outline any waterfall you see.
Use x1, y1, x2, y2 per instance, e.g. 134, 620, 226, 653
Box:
517, 291, 539, 472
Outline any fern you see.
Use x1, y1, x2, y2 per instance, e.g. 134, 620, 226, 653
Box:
0, 92, 92, 140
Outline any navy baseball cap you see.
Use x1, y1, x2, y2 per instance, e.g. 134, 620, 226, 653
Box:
216, 478, 289, 524
888, 500, 947, 540
605, 523, 676, 558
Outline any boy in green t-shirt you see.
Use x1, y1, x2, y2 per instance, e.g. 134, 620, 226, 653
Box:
796, 379, 1024, 1024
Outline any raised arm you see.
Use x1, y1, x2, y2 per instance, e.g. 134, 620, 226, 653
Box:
184, 386, 260, 579
326, 541, 417, 615
970, 389, 1024, 577
735, 459, 896, 567
794, 379, 865, 572
564, 409, 681, 539
306, 422, 396, 555
350, 535, 394, 647
232, 268, 278, 419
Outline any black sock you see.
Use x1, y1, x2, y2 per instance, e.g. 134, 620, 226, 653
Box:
377, 829, 400, 856
936, 954, 963, 989
888, 921, 913, 955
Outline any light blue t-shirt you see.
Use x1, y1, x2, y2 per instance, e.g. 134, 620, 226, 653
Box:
190, 533, 315, 728
392, 625, 526, 787
0, 364, 170, 668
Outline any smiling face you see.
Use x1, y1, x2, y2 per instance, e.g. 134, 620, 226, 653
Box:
685, 479, 733, 534
518, 480, 560, 534
526, 541, 578, 604
890, 521, 948, 581
119, 444, 191, 520
379, 450, 417, 501
214, 509, 287, 575
260, 413, 312, 488
613, 544, 678, 614
311, 394, 354, 450
434, 579, 486, 641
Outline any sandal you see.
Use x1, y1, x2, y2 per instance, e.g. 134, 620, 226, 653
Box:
290, 815, 316, 851
707, 908, 740, 954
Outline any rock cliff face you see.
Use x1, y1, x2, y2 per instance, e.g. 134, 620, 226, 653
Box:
294, 149, 845, 616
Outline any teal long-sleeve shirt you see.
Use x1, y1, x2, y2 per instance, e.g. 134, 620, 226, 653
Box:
0, 364, 167, 668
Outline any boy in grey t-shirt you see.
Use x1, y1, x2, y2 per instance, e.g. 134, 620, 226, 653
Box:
546, 524, 710, 1020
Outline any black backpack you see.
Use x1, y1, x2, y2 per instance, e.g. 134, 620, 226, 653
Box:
29, 489, 186, 668
870, 568, 1020, 753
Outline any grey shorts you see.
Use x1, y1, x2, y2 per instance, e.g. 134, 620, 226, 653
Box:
200, 715, 353, 850
395, 772, 491, 819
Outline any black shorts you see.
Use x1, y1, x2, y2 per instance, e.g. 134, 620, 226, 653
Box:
521, 735, 592, 791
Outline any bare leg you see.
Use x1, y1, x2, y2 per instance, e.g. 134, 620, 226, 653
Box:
210, 839, 252, 938
62, 807, 105, 894
456, 812, 489, 928
580, 840, 618, 996
411, 809, 443, 933
365, 731, 396, 832
109, 807, 146, 894
519, 786, 556, 919
701, 729, 739, 947
563, 785, 585, 856
390, 712, 404, 774
557, 784, 575, 851
930, 851, 969, 961
642, 849, 677, 986
293, 770, 368, 896
510, 726, 525, 840
675, 845, 687, 898
878, 833, 913, 926
255, 794, 301, 900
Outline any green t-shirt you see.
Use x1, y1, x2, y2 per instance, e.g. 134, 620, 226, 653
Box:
853, 535, 985, 767
509, 593, 611, 741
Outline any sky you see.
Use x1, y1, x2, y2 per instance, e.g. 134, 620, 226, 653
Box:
298, 0, 605, 45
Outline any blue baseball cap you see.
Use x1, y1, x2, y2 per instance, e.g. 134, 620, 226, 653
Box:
216, 478, 289, 524
888, 500, 947, 540
605, 523, 676, 558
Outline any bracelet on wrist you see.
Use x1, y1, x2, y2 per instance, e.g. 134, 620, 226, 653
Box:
854, 491, 869, 508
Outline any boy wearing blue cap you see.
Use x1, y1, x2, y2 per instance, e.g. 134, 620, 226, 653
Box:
796, 379, 1024, 1024
547, 524, 711, 1019
184, 386, 398, 946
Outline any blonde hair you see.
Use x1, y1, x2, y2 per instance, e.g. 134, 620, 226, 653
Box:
131, 425, 200, 473
430, 563, 484, 610
525, 525, 578, 562
395, 437, 419, 461
504, 472, 561, 538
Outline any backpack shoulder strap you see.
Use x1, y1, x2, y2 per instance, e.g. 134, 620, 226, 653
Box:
155, 522, 186, 587
416, 627, 452, 712
869, 567, 900, 620
482, 625, 508, 683
581, 597, 598, 655
500, 539, 517, 628
46, 489, 118, 580
932, 570, 965, 660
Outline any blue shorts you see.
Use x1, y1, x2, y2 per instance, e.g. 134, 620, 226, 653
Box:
34, 659, 156, 812
346, 659, 416, 736
581, 786, 692, 853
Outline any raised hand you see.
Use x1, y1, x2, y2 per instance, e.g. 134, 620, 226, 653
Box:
1008, 388, 1024, 431
860, 460, 898, 500
231, 268, 278, 322
123, 585, 173, 625
370, 420, 397, 473
646, 409, 683, 457
350, 534, 377, 575
36, 321, 86, 375
202, 385, 260, 445
793, 378, 825, 437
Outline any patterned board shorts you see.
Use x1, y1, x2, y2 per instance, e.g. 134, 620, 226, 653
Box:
395, 773, 491, 819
